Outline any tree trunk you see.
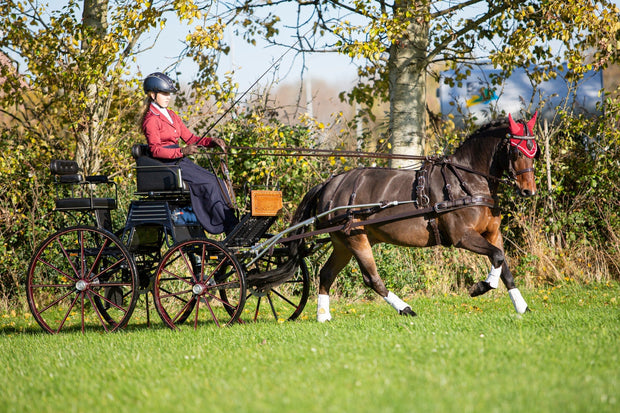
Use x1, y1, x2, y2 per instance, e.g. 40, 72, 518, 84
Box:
76, 0, 110, 175
388, 0, 429, 168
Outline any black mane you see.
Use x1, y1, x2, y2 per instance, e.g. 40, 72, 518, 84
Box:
466, 118, 509, 141
452, 118, 509, 171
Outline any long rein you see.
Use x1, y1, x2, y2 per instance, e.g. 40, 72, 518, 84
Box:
217, 145, 513, 186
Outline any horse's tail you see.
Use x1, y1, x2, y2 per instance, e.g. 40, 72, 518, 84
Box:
287, 181, 327, 259
292, 181, 325, 224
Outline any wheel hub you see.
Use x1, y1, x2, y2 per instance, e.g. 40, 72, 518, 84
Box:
192, 283, 205, 295
75, 280, 88, 291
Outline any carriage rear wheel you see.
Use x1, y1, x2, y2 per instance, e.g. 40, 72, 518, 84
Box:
27, 226, 139, 334
153, 238, 246, 329
236, 252, 310, 323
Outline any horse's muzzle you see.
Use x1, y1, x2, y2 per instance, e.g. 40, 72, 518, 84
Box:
519, 188, 536, 197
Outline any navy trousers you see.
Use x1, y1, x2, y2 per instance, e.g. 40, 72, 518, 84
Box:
175, 158, 238, 234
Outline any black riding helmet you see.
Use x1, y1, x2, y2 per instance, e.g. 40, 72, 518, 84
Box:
143, 72, 177, 94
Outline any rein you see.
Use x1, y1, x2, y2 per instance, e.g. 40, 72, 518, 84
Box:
223, 145, 515, 186
227, 145, 433, 161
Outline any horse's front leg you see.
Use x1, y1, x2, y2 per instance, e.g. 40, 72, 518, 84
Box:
500, 262, 529, 313
456, 229, 529, 314
348, 233, 416, 317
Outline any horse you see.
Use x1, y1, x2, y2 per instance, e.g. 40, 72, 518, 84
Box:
290, 113, 539, 321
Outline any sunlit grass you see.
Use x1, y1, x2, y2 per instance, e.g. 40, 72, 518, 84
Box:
1, 282, 618, 413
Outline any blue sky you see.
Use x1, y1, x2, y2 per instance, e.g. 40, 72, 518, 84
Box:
135, 7, 359, 91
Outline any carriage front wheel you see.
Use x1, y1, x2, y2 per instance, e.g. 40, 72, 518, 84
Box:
153, 238, 246, 329
239, 253, 310, 323
27, 226, 139, 334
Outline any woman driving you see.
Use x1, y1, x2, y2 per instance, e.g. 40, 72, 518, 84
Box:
140, 72, 238, 235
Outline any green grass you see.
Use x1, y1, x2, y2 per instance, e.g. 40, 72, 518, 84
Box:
1, 282, 618, 413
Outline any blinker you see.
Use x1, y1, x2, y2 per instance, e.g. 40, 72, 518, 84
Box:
510, 138, 538, 158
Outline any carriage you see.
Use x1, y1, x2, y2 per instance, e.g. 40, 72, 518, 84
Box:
26, 144, 314, 333
26, 113, 539, 333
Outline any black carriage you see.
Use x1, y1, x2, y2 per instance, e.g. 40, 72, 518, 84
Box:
26, 145, 310, 333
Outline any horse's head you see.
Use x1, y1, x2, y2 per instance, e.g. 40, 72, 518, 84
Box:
507, 112, 539, 197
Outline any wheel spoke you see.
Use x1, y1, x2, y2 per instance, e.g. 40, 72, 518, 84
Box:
241, 255, 310, 323
271, 288, 298, 308
55, 291, 81, 334
37, 287, 76, 314
266, 294, 278, 319
87, 292, 112, 332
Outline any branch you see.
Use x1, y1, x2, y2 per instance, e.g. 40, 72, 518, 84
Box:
430, 0, 486, 19
426, 3, 505, 64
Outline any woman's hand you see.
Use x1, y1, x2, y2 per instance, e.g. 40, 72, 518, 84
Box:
210, 137, 227, 152
181, 144, 200, 156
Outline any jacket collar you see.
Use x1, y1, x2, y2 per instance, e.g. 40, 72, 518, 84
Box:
149, 103, 174, 125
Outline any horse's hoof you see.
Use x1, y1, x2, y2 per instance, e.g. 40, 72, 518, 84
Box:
317, 310, 332, 323
399, 307, 417, 317
469, 281, 493, 297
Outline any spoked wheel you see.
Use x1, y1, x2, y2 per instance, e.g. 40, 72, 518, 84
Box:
153, 238, 246, 329
240, 251, 310, 323
27, 226, 139, 334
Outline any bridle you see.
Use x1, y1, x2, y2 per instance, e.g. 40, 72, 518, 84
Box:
506, 123, 538, 180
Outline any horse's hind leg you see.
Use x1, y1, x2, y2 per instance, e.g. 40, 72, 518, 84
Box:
316, 239, 353, 322
348, 234, 416, 317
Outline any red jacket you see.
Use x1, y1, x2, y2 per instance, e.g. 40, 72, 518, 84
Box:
142, 104, 213, 159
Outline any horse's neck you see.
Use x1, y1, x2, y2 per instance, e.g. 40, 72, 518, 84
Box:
451, 137, 502, 177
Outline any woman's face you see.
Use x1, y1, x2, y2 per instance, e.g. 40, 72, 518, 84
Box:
151, 91, 172, 108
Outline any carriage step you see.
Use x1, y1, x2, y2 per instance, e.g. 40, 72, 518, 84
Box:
224, 214, 276, 247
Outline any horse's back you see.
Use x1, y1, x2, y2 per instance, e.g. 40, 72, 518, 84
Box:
317, 168, 415, 212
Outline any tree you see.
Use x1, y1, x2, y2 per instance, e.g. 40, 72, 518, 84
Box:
0, 0, 231, 300
0, 0, 231, 175
206, 0, 619, 166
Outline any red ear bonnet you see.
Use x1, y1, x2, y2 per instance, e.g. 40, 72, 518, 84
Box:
526, 111, 538, 136
508, 113, 525, 136
508, 112, 538, 158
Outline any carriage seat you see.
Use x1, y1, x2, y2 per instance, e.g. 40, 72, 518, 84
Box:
132, 144, 189, 197
50, 159, 117, 211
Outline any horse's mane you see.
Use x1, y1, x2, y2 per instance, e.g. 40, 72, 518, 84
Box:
465, 118, 509, 142
452, 118, 509, 168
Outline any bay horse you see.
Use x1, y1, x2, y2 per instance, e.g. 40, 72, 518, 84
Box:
290, 113, 539, 321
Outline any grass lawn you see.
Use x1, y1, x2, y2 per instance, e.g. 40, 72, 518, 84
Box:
1, 282, 618, 412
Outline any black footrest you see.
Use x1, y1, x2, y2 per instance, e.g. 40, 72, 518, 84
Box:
224, 214, 276, 247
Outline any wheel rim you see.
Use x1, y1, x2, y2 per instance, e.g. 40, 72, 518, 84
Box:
27, 226, 138, 334
154, 239, 246, 329
242, 254, 310, 323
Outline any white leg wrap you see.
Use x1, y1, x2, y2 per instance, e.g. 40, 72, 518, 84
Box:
508, 288, 528, 314
317, 294, 332, 322
384, 291, 410, 313
485, 265, 502, 289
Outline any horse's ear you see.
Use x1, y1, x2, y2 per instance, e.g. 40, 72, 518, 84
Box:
508, 113, 524, 136
526, 111, 538, 135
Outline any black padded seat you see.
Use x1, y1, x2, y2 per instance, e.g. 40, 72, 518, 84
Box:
49, 159, 118, 230
132, 144, 189, 196
50, 160, 117, 212
55, 197, 117, 211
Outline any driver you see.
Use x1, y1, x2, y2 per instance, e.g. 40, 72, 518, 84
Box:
140, 72, 238, 235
